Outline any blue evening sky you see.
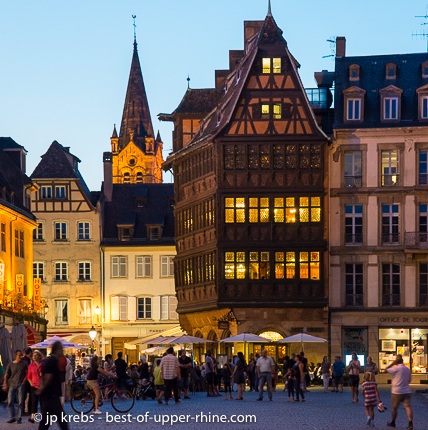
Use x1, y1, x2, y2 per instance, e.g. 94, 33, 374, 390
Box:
1, 0, 427, 189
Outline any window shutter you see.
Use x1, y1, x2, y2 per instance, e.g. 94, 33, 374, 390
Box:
111, 296, 119, 321
152, 296, 161, 320
169, 257, 174, 277
128, 296, 137, 321
145, 256, 152, 277
112, 257, 119, 278
161, 296, 169, 320
252, 104, 261, 120
136, 257, 143, 277
119, 257, 127, 277
119, 296, 127, 321
169, 296, 178, 320
161, 256, 168, 277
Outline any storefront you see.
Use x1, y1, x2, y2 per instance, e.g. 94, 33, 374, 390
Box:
331, 312, 428, 383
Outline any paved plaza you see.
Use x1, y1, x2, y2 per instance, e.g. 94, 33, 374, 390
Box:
0, 385, 427, 430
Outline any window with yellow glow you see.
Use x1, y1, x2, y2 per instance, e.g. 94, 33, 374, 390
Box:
311, 197, 321, 222
225, 252, 245, 279
299, 251, 320, 280
286, 252, 296, 279
262, 104, 270, 120
249, 252, 270, 279
262, 58, 271, 73
249, 198, 269, 223
299, 197, 309, 222
259, 331, 283, 341
274, 198, 284, 222
273, 58, 281, 73
225, 197, 245, 223
275, 252, 284, 279
273, 104, 282, 119
286, 197, 297, 223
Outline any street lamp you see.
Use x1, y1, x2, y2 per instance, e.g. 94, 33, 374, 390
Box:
89, 326, 97, 354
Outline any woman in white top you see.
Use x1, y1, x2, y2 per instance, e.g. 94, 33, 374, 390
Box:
347, 353, 361, 403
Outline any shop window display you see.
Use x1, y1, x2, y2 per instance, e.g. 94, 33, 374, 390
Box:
378, 328, 428, 373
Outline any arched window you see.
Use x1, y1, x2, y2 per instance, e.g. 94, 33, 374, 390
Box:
123, 172, 130, 183
136, 172, 143, 183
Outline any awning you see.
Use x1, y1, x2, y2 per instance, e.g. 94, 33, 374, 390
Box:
124, 325, 184, 348
25, 325, 42, 346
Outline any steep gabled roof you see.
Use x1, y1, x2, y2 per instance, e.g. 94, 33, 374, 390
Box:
119, 39, 154, 148
31, 141, 78, 179
0, 137, 25, 151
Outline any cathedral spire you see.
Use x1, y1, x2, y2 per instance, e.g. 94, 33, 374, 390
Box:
118, 37, 154, 149
267, 0, 272, 16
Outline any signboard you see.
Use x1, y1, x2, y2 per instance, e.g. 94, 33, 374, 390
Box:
218, 321, 229, 330
0, 263, 4, 306
33, 278, 41, 311
15, 274, 24, 311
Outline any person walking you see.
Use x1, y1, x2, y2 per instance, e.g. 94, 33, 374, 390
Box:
27, 350, 43, 423
232, 352, 246, 401
361, 372, 382, 427
347, 352, 361, 403
36, 341, 68, 430
22, 347, 32, 416
204, 350, 215, 397
3, 350, 28, 424
386, 354, 413, 430
86, 356, 116, 414
160, 347, 181, 405
256, 349, 274, 402
292, 355, 305, 402
365, 356, 379, 381
321, 356, 331, 393
178, 350, 192, 399
114, 351, 127, 389
332, 356, 345, 393
153, 359, 165, 404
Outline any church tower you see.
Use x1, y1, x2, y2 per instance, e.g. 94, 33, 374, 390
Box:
110, 39, 163, 184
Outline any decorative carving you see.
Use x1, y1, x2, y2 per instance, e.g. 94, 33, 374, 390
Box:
405, 138, 415, 152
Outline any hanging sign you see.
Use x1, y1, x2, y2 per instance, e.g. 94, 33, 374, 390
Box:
15, 274, 24, 311
218, 321, 229, 330
0, 263, 4, 306
33, 278, 41, 311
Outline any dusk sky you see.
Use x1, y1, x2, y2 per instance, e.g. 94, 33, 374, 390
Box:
1, 0, 427, 189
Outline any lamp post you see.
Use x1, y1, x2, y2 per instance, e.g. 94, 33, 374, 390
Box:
89, 326, 97, 354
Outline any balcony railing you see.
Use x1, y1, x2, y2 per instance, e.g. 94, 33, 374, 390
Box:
346, 294, 363, 306
382, 294, 401, 306
345, 234, 363, 245
345, 176, 362, 187
382, 233, 400, 244
405, 232, 428, 249
382, 174, 399, 186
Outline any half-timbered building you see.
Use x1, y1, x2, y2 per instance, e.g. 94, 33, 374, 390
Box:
31, 141, 102, 350
162, 9, 329, 360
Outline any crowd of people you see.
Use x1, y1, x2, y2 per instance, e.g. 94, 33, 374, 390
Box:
0, 345, 415, 430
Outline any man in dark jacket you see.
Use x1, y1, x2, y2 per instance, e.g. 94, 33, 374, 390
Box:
115, 352, 127, 389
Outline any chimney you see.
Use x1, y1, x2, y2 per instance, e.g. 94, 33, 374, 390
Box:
103, 152, 113, 202
336, 37, 346, 58
244, 21, 264, 51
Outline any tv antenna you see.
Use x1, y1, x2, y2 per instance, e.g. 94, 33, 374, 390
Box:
132, 15, 137, 40
413, 8, 428, 51
323, 37, 336, 59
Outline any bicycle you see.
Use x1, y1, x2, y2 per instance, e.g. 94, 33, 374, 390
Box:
71, 380, 134, 414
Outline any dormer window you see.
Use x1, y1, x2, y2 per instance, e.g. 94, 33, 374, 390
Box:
262, 58, 281, 74
386, 63, 397, 79
343, 86, 366, 122
416, 84, 428, 120
147, 225, 162, 241
422, 61, 428, 78
119, 227, 131, 241
379, 85, 402, 122
349, 64, 360, 81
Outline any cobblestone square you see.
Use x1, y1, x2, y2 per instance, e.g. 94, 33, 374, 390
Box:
0, 385, 427, 430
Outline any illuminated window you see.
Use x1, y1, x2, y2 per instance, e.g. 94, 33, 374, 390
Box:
310, 252, 320, 280
273, 58, 281, 73
299, 197, 309, 222
225, 252, 246, 279
286, 198, 296, 223
381, 150, 398, 186
259, 331, 283, 341
286, 252, 295, 279
273, 104, 282, 119
300, 252, 309, 278
275, 252, 284, 279
311, 197, 321, 222
262, 58, 271, 73
262, 104, 270, 120
249, 198, 269, 223
249, 252, 270, 279
225, 197, 245, 223
274, 198, 285, 222
300, 251, 320, 280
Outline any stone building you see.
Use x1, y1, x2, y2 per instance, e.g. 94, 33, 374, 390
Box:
0, 137, 46, 355
31, 141, 101, 350
329, 38, 428, 381
100, 38, 178, 362
162, 8, 330, 361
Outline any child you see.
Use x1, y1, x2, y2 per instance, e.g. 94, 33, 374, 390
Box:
221, 363, 234, 400
361, 372, 381, 427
